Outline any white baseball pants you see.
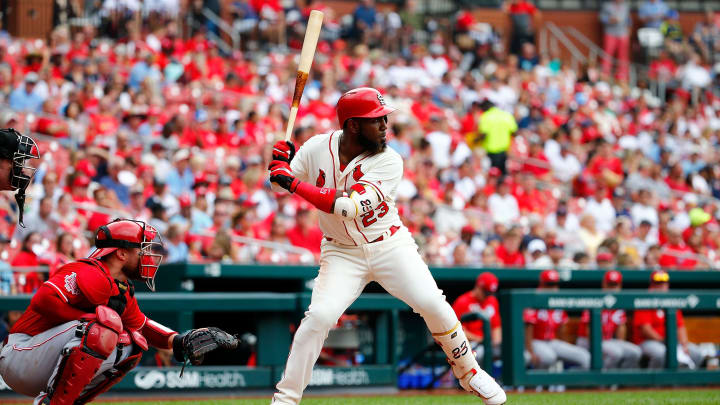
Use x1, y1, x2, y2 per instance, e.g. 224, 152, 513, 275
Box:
273, 228, 459, 405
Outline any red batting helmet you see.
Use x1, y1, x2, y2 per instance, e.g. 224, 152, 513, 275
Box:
89, 219, 164, 291
336, 87, 396, 127
476, 272, 499, 293
604, 270, 622, 285
539, 269, 560, 285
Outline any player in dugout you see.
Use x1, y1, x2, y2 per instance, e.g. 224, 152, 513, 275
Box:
452, 272, 502, 366
524, 269, 590, 370
268, 87, 506, 404
0, 218, 238, 404
575, 270, 642, 368
632, 270, 704, 369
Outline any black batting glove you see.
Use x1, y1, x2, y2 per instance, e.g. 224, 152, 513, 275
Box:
269, 160, 300, 192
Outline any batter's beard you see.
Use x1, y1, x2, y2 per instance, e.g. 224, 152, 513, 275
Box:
359, 133, 386, 154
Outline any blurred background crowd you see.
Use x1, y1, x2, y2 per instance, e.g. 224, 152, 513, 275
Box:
0, 0, 717, 296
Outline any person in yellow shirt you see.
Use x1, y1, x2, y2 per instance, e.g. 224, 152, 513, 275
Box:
467, 100, 518, 175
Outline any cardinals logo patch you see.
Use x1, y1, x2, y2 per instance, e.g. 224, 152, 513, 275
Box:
352, 165, 364, 181
316, 169, 326, 187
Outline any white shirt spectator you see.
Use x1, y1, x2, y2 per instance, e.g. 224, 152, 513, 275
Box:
550, 151, 582, 182
426, 130, 452, 169
545, 212, 580, 245
488, 192, 519, 225
584, 197, 616, 233
630, 203, 658, 228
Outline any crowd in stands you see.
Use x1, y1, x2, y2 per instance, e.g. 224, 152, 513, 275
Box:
0, 0, 718, 296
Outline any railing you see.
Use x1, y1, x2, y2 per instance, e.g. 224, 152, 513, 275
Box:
540, 22, 588, 72
500, 289, 720, 386
202, 7, 241, 51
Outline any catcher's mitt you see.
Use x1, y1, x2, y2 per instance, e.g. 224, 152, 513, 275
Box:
172, 327, 239, 366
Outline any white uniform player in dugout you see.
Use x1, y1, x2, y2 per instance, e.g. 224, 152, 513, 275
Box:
268, 87, 506, 405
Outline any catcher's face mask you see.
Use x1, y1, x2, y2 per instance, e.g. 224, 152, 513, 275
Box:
0, 128, 39, 227
91, 219, 165, 291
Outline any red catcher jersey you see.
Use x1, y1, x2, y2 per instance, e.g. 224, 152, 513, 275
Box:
631, 309, 685, 345
11, 259, 147, 336
452, 292, 501, 339
577, 309, 626, 340
523, 308, 568, 340
290, 131, 404, 245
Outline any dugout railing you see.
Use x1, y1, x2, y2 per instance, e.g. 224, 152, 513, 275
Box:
500, 289, 720, 387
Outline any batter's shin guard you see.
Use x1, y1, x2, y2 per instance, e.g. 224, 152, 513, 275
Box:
48, 317, 120, 405
73, 349, 143, 404
432, 322, 506, 404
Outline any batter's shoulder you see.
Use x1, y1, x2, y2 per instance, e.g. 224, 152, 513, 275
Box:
377, 146, 403, 167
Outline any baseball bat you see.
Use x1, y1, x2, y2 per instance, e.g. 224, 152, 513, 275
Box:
284, 9, 324, 141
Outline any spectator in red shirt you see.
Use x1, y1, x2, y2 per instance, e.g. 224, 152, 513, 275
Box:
576, 270, 641, 368
495, 226, 525, 266
505, 0, 540, 54
11, 232, 44, 294
586, 140, 623, 190
658, 223, 698, 270
524, 269, 590, 370
34, 99, 69, 138
286, 206, 323, 256
452, 272, 502, 365
632, 270, 704, 368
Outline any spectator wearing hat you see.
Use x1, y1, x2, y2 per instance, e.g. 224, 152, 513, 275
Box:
633, 219, 657, 259
9, 72, 45, 113
527, 239, 551, 267
595, 251, 615, 269
190, 187, 213, 234
577, 271, 641, 369
170, 193, 193, 229
632, 270, 704, 368
547, 241, 573, 269
147, 176, 179, 218
545, 204, 580, 247
472, 100, 517, 175
452, 272, 502, 365
524, 269, 590, 370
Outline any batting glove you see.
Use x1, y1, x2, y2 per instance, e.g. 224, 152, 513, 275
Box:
269, 160, 300, 192
272, 140, 296, 163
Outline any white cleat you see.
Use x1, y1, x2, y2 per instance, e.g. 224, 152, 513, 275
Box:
459, 368, 507, 405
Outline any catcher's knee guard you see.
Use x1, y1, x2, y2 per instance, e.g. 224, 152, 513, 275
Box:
73, 342, 144, 405
47, 306, 122, 405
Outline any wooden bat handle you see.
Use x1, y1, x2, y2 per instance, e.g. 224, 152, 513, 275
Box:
284, 10, 323, 141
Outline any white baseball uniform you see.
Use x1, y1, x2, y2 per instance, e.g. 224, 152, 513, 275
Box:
272, 131, 485, 404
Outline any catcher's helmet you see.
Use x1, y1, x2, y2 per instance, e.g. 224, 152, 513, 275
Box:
476, 272, 499, 293
0, 128, 39, 227
89, 219, 164, 291
336, 87, 396, 128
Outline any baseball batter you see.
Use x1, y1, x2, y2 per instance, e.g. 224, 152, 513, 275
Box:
268, 87, 506, 405
0, 219, 237, 404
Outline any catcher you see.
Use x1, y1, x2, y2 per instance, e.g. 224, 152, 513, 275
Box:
0, 218, 238, 404
0, 127, 40, 226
